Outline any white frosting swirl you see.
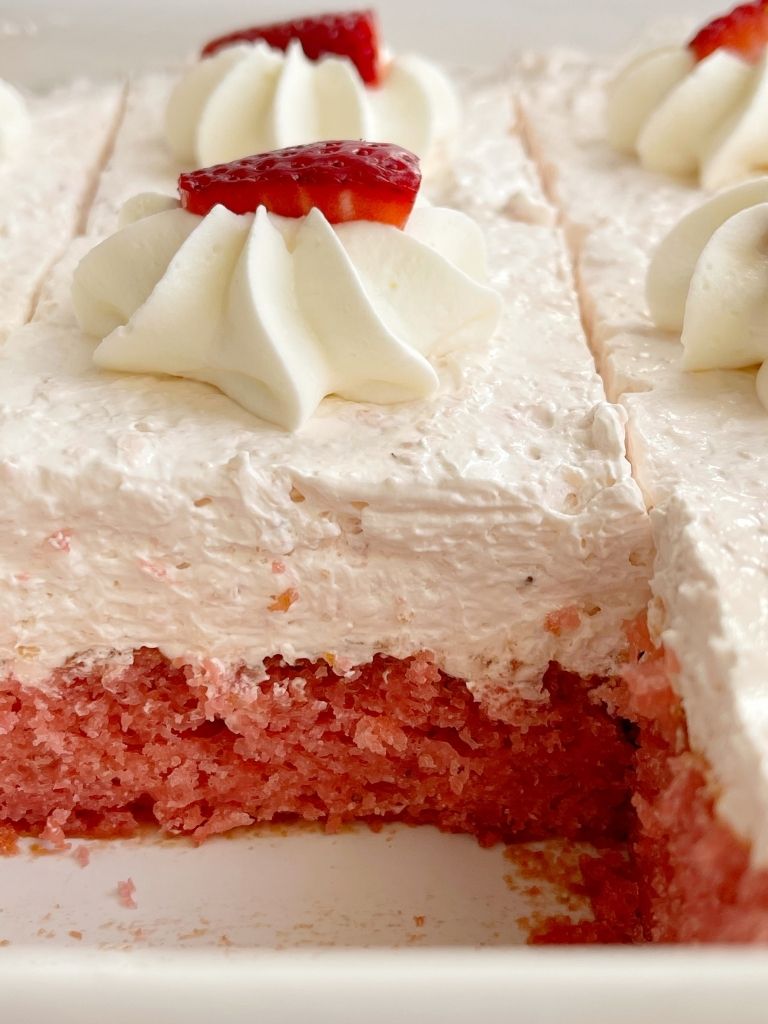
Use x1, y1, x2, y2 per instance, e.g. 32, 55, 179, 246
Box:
72, 195, 501, 430
647, 177, 768, 406
166, 40, 460, 173
0, 79, 29, 158
607, 46, 768, 190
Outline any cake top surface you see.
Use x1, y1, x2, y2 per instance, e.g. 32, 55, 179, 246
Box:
0, 68, 651, 691
18, 73, 630, 510
12, 222, 617, 503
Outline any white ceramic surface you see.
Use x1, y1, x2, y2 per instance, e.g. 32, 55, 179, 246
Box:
3, 1, 768, 1020
2, 827, 591, 949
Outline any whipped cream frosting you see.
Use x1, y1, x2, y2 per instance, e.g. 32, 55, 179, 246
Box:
0, 81, 124, 341
166, 40, 460, 173
607, 45, 768, 190
520, 50, 768, 864
0, 79, 28, 158
73, 195, 501, 430
648, 178, 768, 397
0, 70, 652, 702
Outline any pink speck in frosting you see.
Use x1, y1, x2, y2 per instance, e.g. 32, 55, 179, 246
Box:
544, 606, 581, 636
46, 529, 72, 553
117, 878, 137, 909
138, 559, 168, 582
271, 560, 286, 575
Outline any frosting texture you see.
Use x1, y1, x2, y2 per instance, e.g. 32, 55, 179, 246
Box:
72, 195, 501, 430
606, 46, 768, 190
0, 80, 123, 342
166, 41, 460, 172
0, 79, 29, 158
647, 177, 768, 401
0, 69, 653, 697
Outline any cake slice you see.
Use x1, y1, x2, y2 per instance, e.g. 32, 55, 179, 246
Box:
0, 73, 652, 863
0, 80, 124, 341
519, 35, 768, 940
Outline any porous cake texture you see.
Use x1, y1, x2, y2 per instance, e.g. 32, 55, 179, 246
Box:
2, 652, 635, 848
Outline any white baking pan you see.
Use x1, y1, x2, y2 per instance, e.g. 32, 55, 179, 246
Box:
3, 1, 764, 1020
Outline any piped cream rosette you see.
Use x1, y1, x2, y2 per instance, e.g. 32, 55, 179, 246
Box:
607, 46, 768, 190
647, 177, 768, 408
166, 40, 460, 175
72, 193, 502, 430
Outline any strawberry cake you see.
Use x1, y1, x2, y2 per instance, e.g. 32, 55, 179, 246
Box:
2, 3, 768, 944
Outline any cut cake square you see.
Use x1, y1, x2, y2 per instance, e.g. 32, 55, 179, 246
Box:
0, 68, 654, 879
519, 44, 768, 940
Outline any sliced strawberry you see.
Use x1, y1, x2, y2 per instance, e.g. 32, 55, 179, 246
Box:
178, 141, 421, 229
689, 0, 768, 62
201, 9, 381, 85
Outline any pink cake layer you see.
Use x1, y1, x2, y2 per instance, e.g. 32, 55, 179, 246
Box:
528, 622, 768, 943
0, 650, 634, 847
4, 634, 767, 941
624, 626, 768, 944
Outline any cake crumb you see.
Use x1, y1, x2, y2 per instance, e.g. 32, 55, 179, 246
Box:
413, 915, 426, 928
41, 810, 71, 851
68, 930, 83, 941
504, 844, 584, 914
73, 845, 90, 868
117, 878, 137, 909
504, 842, 641, 944
0, 826, 19, 856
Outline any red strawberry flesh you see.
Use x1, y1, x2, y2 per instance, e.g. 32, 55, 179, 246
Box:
178, 141, 421, 229
689, 0, 768, 62
201, 9, 381, 85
